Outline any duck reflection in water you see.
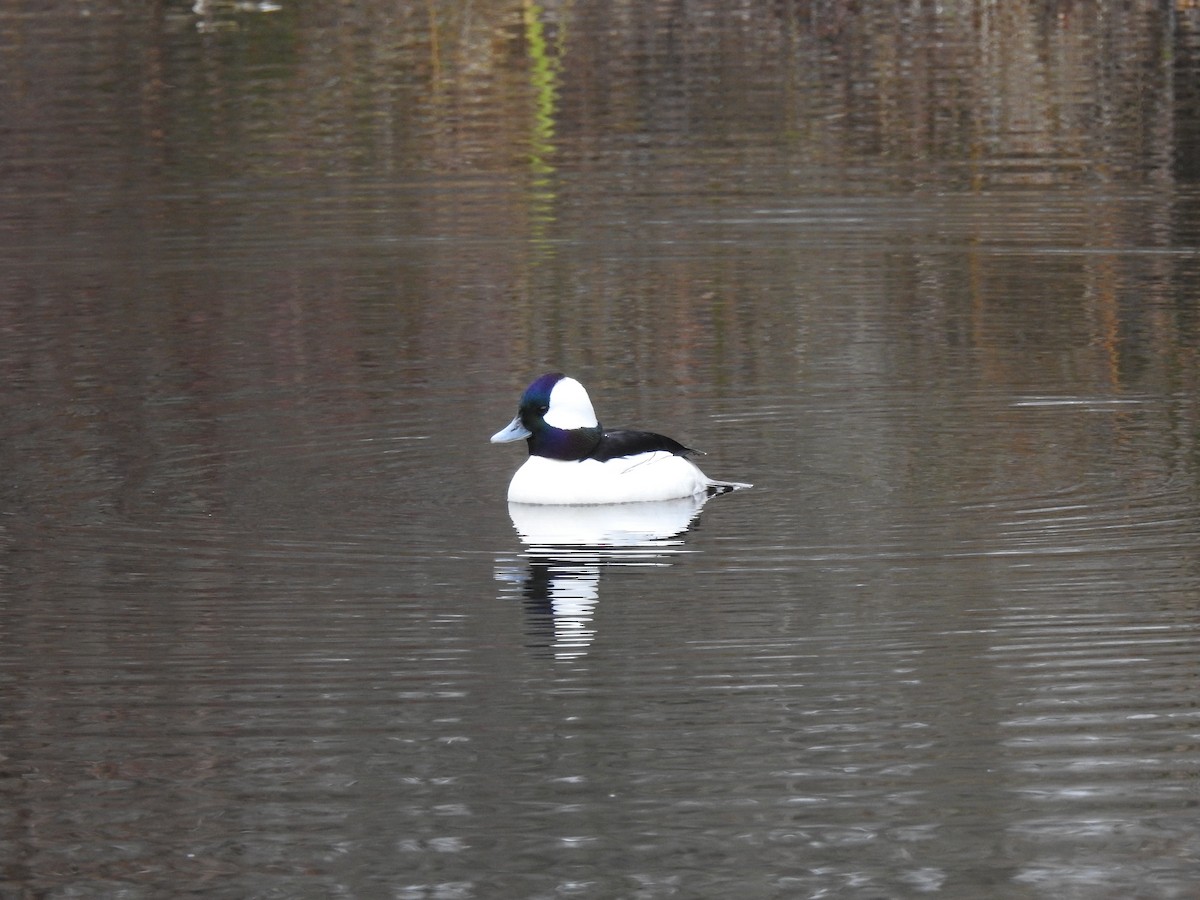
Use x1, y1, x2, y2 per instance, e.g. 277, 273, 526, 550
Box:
495, 495, 710, 660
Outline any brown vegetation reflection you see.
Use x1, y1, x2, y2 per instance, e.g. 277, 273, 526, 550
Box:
4, 1, 1200, 482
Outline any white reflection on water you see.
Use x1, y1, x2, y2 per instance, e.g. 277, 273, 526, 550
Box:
506, 496, 707, 549
495, 496, 710, 660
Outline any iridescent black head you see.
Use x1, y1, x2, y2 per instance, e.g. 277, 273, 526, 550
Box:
491, 373, 602, 460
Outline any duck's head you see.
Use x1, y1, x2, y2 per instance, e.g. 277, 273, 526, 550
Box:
491, 372, 602, 460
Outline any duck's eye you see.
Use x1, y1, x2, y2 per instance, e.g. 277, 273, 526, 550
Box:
537, 405, 549, 415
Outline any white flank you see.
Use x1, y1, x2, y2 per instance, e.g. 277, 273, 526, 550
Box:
506, 452, 712, 505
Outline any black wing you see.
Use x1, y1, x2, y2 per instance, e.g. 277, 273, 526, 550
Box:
588, 428, 702, 462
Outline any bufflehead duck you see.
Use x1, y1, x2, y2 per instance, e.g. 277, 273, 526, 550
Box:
491, 372, 750, 504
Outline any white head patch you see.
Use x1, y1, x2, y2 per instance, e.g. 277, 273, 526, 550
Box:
544, 377, 599, 429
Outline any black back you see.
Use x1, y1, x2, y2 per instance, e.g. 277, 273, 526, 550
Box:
587, 428, 700, 462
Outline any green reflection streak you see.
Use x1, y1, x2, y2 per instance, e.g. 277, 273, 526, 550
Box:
524, 0, 562, 253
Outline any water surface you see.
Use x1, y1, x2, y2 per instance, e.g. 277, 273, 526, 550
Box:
3, 2, 1200, 898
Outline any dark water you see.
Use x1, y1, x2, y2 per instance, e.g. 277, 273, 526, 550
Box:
4, 2, 1200, 897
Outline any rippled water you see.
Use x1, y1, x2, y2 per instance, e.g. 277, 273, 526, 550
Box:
4, 2, 1200, 898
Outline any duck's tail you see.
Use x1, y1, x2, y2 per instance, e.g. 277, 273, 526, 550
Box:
706, 480, 753, 497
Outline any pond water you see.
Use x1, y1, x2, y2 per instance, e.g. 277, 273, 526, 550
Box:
4, 2, 1200, 897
